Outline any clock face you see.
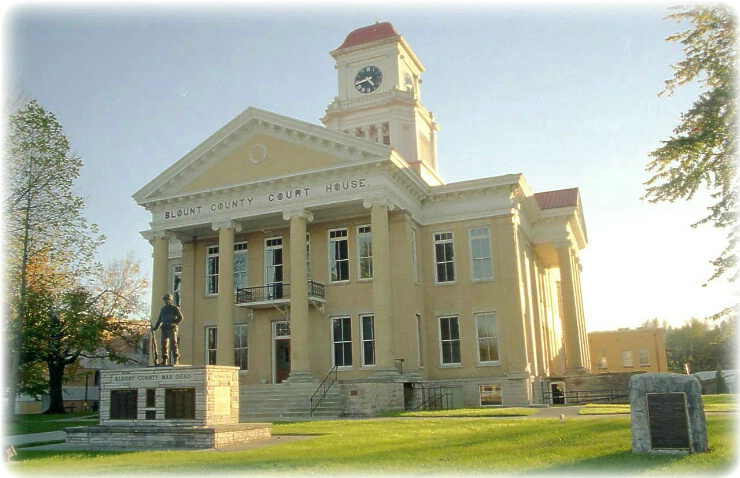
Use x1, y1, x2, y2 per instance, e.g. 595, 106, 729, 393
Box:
354, 66, 383, 94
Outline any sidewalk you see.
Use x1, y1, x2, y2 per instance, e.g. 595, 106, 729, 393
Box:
6, 431, 66, 446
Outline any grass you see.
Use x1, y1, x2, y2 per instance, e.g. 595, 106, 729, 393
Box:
579, 394, 739, 415
9, 415, 736, 476
5, 413, 99, 436
397, 407, 537, 417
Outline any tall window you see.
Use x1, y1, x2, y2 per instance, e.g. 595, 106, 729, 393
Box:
171, 264, 182, 306
205, 326, 217, 365
411, 228, 419, 284
639, 347, 650, 366
622, 349, 633, 368
265, 237, 284, 299
434, 232, 456, 283
475, 313, 499, 363
206, 246, 219, 295
306, 233, 311, 280
439, 316, 461, 365
234, 242, 248, 292
234, 324, 248, 371
332, 317, 352, 367
416, 313, 424, 368
329, 229, 350, 282
360, 314, 375, 366
469, 227, 493, 281
357, 225, 373, 280
206, 243, 247, 295
597, 349, 608, 369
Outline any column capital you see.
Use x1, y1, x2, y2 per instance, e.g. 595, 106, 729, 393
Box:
283, 208, 314, 222
211, 220, 242, 232
141, 229, 170, 243
553, 238, 575, 251
171, 232, 195, 244
363, 197, 396, 211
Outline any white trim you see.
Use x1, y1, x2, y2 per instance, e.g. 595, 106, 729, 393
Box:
474, 312, 500, 365
359, 314, 376, 368
438, 315, 461, 366
469, 227, 494, 282
433, 231, 456, 285
328, 228, 350, 284
356, 224, 373, 282
330, 316, 353, 370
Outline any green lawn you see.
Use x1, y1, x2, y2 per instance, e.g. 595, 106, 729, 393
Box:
580, 394, 739, 415
397, 407, 537, 417
10, 415, 736, 475
5, 413, 99, 436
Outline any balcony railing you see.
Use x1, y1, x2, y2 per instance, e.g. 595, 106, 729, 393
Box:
236, 280, 325, 306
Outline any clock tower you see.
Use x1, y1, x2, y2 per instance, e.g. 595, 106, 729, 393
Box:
321, 22, 443, 186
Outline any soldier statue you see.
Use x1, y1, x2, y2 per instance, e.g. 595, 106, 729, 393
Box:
152, 293, 184, 365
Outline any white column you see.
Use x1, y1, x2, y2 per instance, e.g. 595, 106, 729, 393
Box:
148, 231, 170, 366
284, 208, 314, 382
556, 241, 587, 374
213, 220, 241, 366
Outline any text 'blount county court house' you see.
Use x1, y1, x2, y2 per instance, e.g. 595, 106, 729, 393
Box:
134, 22, 591, 414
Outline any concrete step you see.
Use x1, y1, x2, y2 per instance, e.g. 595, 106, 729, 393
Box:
239, 382, 342, 421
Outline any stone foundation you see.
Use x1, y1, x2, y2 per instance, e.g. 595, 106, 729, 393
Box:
66, 365, 271, 450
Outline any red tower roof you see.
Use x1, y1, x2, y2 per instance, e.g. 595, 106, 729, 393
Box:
337, 22, 400, 50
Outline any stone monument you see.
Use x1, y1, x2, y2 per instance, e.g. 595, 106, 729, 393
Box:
629, 373, 708, 454
65, 366, 271, 450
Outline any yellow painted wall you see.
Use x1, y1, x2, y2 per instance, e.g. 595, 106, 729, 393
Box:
588, 328, 667, 374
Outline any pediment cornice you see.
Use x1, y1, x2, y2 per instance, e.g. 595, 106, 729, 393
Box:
133, 107, 391, 205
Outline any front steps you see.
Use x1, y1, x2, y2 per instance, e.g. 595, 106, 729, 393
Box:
239, 381, 342, 422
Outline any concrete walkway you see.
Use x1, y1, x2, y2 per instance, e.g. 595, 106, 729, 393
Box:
6, 431, 66, 446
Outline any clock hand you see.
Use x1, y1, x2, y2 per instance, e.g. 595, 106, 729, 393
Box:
355, 76, 372, 86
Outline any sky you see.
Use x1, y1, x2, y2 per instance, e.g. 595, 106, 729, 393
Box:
3, 0, 736, 333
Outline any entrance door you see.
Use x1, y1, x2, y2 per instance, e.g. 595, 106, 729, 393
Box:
275, 339, 291, 383
273, 321, 291, 383
551, 382, 566, 405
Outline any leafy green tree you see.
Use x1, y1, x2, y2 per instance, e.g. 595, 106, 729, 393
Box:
4, 99, 104, 416
665, 317, 736, 373
644, 5, 737, 316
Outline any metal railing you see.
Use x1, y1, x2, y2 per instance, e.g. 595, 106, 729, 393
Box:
412, 386, 454, 411
236, 280, 325, 305
310, 365, 338, 416
542, 388, 629, 405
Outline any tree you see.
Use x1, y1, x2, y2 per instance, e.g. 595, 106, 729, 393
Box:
19, 254, 149, 413
644, 5, 737, 316
4, 99, 104, 416
664, 317, 736, 373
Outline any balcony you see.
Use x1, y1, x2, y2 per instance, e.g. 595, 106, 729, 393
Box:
235, 281, 326, 309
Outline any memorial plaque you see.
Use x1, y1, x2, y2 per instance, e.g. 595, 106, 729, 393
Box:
646, 392, 690, 450
110, 390, 138, 419
165, 388, 196, 419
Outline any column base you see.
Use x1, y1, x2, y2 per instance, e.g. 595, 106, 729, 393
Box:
284, 371, 315, 383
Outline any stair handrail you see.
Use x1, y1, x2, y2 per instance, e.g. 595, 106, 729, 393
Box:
310, 365, 338, 416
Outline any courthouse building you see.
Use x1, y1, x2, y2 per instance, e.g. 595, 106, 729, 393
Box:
134, 22, 591, 414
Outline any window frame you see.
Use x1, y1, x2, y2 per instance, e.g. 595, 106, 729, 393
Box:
357, 225, 373, 281
433, 232, 456, 284
234, 323, 248, 371
206, 246, 220, 296
475, 312, 500, 365
438, 315, 462, 366
329, 228, 350, 283
639, 347, 650, 367
622, 348, 634, 368
469, 227, 494, 281
411, 228, 419, 284
331, 316, 353, 369
360, 314, 376, 367
233, 242, 248, 293
205, 326, 217, 365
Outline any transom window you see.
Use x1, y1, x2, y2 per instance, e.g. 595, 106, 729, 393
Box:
329, 229, 350, 282
434, 232, 456, 283
469, 227, 493, 281
439, 316, 461, 365
357, 225, 373, 280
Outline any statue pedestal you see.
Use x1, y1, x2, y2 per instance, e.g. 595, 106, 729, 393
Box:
65, 366, 271, 450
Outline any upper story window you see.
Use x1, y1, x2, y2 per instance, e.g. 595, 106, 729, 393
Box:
622, 349, 634, 368
597, 349, 608, 369
234, 242, 248, 291
434, 232, 456, 283
411, 228, 419, 284
206, 243, 248, 296
469, 227, 493, 281
265, 237, 284, 299
357, 225, 373, 280
171, 264, 182, 306
206, 246, 220, 295
329, 228, 350, 283
205, 326, 217, 365
639, 347, 650, 366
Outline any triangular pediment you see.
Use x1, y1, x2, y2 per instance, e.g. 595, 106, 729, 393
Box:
133, 107, 391, 204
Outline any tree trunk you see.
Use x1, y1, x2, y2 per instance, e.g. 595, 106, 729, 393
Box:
45, 361, 67, 414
